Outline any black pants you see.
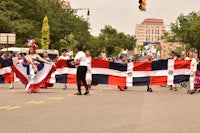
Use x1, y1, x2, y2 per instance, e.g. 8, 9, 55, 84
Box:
77, 66, 88, 92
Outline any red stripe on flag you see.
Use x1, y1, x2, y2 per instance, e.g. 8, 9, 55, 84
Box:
56, 59, 68, 68
91, 58, 109, 68
11, 65, 28, 85
3, 71, 14, 83
28, 66, 56, 93
174, 60, 191, 69
67, 74, 77, 84
133, 61, 152, 71
108, 75, 126, 86
150, 76, 167, 86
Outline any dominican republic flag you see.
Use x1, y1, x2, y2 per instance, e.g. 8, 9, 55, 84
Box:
12, 58, 55, 90
0, 58, 15, 84
91, 58, 191, 86
54, 59, 77, 84
53, 58, 191, 87
54, 58, 93, 85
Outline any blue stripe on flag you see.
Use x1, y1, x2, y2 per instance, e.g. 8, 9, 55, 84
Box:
55, 74, 67, 83
152, 60, 168, 71
109, 62, 127, 71
174, 75, 189, 83
133, 76, 150, 86
0, 75, 4, 83
92, 74, 108, 84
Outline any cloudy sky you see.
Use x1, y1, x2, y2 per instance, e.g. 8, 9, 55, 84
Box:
70, 0, 200, 36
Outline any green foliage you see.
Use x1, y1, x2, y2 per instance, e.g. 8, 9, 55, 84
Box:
0, 0, 90, 50
41, 16, 50, 49
165, 11, 200, 56
85, 25, 136, 57
137, 45, 145, 55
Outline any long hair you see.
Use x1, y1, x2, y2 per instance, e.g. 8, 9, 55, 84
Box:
28, 47, 36, 54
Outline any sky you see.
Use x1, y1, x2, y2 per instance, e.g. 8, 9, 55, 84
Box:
70, 0, 200, 36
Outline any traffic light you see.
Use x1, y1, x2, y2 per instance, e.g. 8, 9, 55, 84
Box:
139, 0, 146, 11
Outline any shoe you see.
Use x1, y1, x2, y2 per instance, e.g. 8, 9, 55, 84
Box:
25, 90, 31, 94
74, 92, 82, 95
63, 86, 67, 90
147, 88, 150, 92
190, 90, 195, 94
149, 88, 153, 92
9, 87, 14, 89
120, 88, 124, 91
170, 86, 173, 91
173, 87, 177, 91
84, 90, 89, 95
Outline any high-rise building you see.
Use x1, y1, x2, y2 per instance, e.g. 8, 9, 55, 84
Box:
135, 18, 166, 54
61, 0, 71, 10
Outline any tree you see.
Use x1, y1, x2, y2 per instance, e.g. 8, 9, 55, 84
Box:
0, 0, 91, 49
87, 25, 136, 57
137, 45, 145, 56
41, 16, 50, 49
168, 11, 200, 57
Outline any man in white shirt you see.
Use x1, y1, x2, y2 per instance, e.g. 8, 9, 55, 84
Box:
71, 44, 89, 95
185, 52, 197, 94
58, 49, 70, 60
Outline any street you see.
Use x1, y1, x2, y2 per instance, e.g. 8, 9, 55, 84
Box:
0, 83, 200, 133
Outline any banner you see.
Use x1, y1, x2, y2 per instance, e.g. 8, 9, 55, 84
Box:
53, 58, 191, 87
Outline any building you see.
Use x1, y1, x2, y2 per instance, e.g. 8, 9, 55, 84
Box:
61, 0, 71, 10
161, 42, 198, 59
134, 18, 166, 54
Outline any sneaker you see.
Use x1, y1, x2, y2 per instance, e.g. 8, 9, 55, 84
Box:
84, 90, 89, 95
190, 90, 195, 94
119, 88, 124, 91
149, 88, 153, 92
63, 85, 67, 90
25, 90, 31, 94
170, 86, 173, 91
9, 86, 14, 89
74, 92, 82, 95
173, 87, 177, 91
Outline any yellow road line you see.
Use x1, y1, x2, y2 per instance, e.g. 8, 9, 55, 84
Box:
35, 101, 44, 104
6, 106, 21, 110
26, 101, 37, 104
49, 97, 64, 100
0, 106, 11, 110
26, 101, 44, 104
55, 97, 64, 100
49, 97, 57, 100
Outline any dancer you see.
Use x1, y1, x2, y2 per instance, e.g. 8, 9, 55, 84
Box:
71, 44, 89, 95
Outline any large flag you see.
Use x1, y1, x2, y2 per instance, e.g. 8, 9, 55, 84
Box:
0, 58, 15, 83
53, 58, 191, 87
55, 59, 77, 84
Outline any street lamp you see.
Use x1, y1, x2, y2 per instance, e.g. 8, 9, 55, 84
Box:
72, 8, 90, 16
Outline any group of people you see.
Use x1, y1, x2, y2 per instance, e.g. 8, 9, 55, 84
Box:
0, 43, 199, 95
115, 51, 199, 95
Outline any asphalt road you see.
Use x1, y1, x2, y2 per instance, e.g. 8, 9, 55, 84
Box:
0, 82, 200, 133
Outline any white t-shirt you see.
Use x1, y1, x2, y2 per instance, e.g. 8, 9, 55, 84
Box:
58, 55, 70, 60
185, 57, 197, 72
85, 56, 91, 71
75, 51, 87, 66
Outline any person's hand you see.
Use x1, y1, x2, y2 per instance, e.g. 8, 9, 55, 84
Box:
70, 61, 76, 65
190, 71, 195, 76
